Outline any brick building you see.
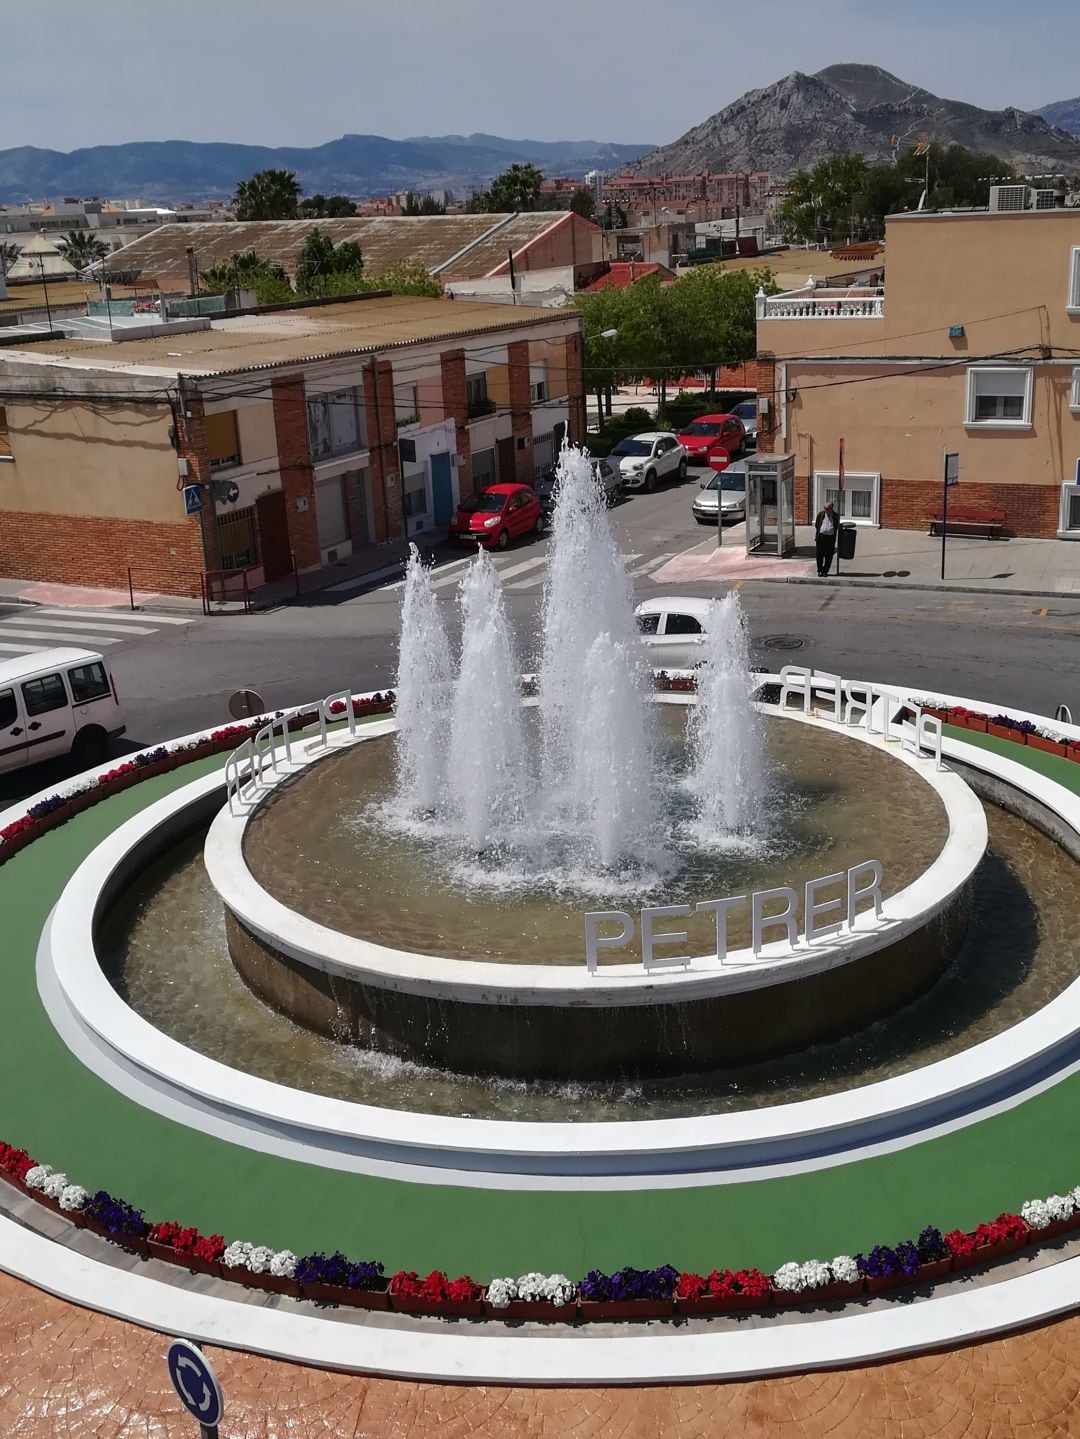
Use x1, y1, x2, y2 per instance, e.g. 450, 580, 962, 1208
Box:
755, 204, 1080, 537
604, 172, 771, 216
0, 293, 585, 593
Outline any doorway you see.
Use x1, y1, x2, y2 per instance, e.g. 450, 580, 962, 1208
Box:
431, 452, 455, 527
256, 490, 293, 582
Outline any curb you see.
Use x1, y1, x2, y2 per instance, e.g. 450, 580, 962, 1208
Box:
751, 575, 1077, 602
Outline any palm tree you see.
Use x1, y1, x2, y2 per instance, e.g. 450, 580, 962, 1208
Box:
233, 169, 301, 221
57, 231, 108, 271
0, 241, 18, 276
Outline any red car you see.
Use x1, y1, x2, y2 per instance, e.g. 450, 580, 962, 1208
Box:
449, 482, 545, 549
676, 413, 746, 468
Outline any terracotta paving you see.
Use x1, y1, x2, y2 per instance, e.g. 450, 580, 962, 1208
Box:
1, 1271, 1078, 1437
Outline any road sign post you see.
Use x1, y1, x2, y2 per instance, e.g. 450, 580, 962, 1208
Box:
167, 1339, 223, 1438
183, 485, 203, 516
941, 452, 959, 581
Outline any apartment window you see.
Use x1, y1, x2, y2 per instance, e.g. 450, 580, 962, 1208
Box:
466, 372, 494, 419
206, 410, 241, 469
1070, 247, 1080, 313
965, 367, 1033, 427
402, 468, 428, 520
812, 472, 881, 527
472, 447, 497, 491
307, 387, 366, 459
396, 385, 419, 427
530, 364, 548, 405
1071, 366, 1080, 412
1059, 483, 1080, 537
0, 405, 12, 461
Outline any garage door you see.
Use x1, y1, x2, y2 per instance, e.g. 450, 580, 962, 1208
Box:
316, 476, 350, 550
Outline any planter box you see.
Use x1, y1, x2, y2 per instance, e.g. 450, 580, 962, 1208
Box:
134, 761, 169, 780
144, 1241, 221, 1277
67, 792, 97, 816
987, 722, 1025, 744
220, 1265, 301, 1297
678, 1290, 770, 1315
1027, 735, 1068, 758
301, 1281, 389, 1310
81, 1218, 149, 1255
920, 707, 948, 723
483, 1299, 577, 1323
915, 1257, 953, 1284
578, 1298, 675, 1321
29, 1190, 63, 1215
391, 1295, 485, 1319
949, 714, 987, 733
952, 1234, 1026, 1270
863, 1270, 913, 1295
772, 1277, 864, 1308
1026, 1213, 1080, 1245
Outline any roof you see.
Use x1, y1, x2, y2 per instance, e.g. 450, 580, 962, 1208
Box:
676, 413, 739, 428
703, 248, 886, 285
4, 294, 574, 378
581, 262, 674, 292
99, 214, 587, 286
634, 596, 714, 619
0, 647, 101, 682
0, 281, 153, 315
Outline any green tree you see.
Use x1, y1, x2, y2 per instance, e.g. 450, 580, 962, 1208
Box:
402, 192, 447, 215
56, 230, 108, 270
0, 241, 19, 276
200, 249, 292, 305
233, 168, 302, 220
474, 163, 546, 212
569, 187, 596, 221
363, 259, 443, 297
294, 228, 364, 295
778, 154, 868, 244
297, 193, 356, 218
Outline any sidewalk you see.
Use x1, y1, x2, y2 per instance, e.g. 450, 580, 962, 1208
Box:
652, 525, 1080, 598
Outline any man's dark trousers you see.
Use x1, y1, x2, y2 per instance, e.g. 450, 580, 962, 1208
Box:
816, 532, 836, 575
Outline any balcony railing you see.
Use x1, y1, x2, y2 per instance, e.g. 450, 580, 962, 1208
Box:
757, 288, 885, 320
467, 397, 497, 419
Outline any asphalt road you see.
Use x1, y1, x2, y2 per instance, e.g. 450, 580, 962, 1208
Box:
4, 475, 1080, 805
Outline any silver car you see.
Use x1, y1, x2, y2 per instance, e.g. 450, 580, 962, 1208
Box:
733, 399, 758, 448
692, 462, 747, 524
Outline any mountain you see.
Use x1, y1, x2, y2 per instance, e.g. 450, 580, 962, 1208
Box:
0, 133, 654, 205
1037, 98, 1080, 137
623, 65, 1080, 179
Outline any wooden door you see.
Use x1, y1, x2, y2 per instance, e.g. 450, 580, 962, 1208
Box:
256, 490, 293, 582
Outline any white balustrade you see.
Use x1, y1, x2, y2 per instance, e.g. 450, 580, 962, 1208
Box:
756, 288, 884, 320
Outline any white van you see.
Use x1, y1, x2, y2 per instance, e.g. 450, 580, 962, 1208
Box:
0, 648, 126, 776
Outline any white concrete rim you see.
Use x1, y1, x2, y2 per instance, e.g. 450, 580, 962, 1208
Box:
204, 706, 985, 1005
37, 699, 1080, 1184
1, 1208, 1078, 1385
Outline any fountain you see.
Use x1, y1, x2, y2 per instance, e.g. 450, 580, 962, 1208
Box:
394, 550, 453, 814
688, 594, 765, 839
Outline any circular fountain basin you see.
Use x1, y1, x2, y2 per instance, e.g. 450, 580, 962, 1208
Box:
204, 705, 985, 1081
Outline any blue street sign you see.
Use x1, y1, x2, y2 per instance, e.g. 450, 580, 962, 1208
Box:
183, 485, 203, 516
166, 1340, 223, 1428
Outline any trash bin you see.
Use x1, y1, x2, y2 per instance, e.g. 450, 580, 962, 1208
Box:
837, 523, 857, 561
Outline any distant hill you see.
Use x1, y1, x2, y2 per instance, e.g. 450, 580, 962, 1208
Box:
0, 133, 654, 205
1037, 98, 1080, 137
622, 65, 1080, 178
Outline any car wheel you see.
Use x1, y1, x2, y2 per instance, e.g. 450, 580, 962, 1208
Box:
678, 458, 687, 481
71, 726, 108, 770
534, 513, 546, 538
644, 470, 657, 493
496, 528, 510, 550
694, 517, 711, 525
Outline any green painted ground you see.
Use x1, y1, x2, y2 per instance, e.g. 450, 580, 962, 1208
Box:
1, 730, 1078, 1278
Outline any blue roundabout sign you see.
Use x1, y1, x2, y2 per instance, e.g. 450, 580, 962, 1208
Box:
166, 1339, 224, 1430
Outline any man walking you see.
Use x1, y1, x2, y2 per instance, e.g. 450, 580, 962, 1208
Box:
814, 499, 838, 576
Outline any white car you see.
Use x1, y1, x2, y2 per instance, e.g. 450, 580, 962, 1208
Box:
692, 461, 747, 524
0, 647, 125, 775
634, 597, 713, 670
608, 432, 688, 493
733, 399, 758, 448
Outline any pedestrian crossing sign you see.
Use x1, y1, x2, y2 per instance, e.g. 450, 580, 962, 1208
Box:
183, 485, 202, 515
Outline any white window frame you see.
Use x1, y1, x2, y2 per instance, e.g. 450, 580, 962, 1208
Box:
812, 471, 881, 528
1057, 481, 1080, 539
1071, 365, 1080, 413
964, 366, 1033, 430
1069, 246, 1080, 315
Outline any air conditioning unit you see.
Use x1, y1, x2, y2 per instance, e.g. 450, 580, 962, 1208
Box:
988, 184, 1028, 213
1031, 188, 1061, 210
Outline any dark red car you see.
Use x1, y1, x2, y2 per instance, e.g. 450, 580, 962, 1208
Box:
676, 413, 746, 467
449, 482, 545, 549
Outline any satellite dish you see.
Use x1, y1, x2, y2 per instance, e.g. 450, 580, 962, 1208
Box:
228, 688, 266, 720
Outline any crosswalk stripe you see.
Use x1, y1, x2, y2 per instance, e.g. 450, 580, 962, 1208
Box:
0, 626, 119, 646
493, 556, 547, 582
33, 607, 192, 625
3, 617, 159, 637
629, 552, 675, 578
0, 640, 46, 655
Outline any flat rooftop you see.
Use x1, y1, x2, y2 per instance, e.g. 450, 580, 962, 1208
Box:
0, 294, 573, 377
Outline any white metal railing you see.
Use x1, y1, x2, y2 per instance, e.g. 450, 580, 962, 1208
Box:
757, 288, 885, 320
224, 690, 369, 815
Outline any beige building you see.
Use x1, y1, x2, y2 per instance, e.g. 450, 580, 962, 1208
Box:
0, 293, 585, 595
755, 206, 1080, 537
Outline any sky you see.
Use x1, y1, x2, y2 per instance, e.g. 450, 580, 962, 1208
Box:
1, 0, 1076, 153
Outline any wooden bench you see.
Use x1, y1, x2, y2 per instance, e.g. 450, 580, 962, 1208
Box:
928, 506, 1007, 539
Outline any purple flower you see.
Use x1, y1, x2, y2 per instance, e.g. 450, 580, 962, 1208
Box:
579, 1269, 613, 1301
894, 1240, 920, 1276
28, 794, 67, 818
82, 1190, 148, 1242
916, 1226, 947, 1262
856, 1245, 900, 1279
295, 1251, 386, 1291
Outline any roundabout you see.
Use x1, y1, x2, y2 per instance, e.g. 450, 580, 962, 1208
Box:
5, 451, 1080, 1391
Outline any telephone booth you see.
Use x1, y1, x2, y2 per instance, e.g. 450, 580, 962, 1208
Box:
745, 453, 796, 558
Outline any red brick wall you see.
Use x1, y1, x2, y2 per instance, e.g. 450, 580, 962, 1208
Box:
363, 360, 404, 543
507, 341, 533, 485
440, 349, 472, 501
270, 378, 320, 570
793, 474, 1060, 537
565, 332, 586, 444
0, 510, 206, 595
177, 391, 221, 573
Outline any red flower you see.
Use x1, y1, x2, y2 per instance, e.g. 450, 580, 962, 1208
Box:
944, 1228, 976, 1258
149, 1220, 181, 1246
389, 1269, 424, 1300
446, 1275, 480, 1303
419, 1270, 449, 1303
0, 1143, 34, 1181
192, 1234, 225, 1262
677, 1272, 706, 1300
973, 1212, 1026, 1247
731, 1268, 770, 1298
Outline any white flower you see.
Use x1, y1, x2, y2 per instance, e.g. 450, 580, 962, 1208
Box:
1022, 1198, 1052, 1230
543, 1274, 575, 1306
800, 1259, 832, 1290
246, 1244, 274, 1274
515, 1272, 548, 1303
773, 1261, 805, 1292
58, 1184, 87, 1212
42, 1171, 69, 1199
487, 1277, 516, 1308
1071, 1184, 1080, 1210
24, 1165, 53, 1191
830, 1255, 859, 1284
223, 1240, 252, 1269
269, 1249, 297, 1278
1047, 1193, 1074, 1221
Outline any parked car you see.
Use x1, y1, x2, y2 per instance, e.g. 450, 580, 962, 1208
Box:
634, 597, 713, 670
608, 432, 688, 493
449, 483, 545, 549
676, 413, 746, 466
0, 648, 125, 775
733, 399, 758, 447
692, 461, 748, 524
534, 458, 623, 516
